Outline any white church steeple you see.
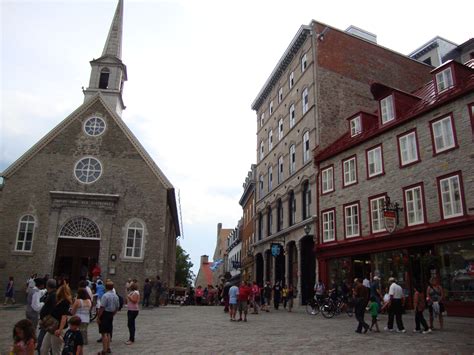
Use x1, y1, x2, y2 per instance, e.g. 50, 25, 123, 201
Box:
83, 0, 127, 116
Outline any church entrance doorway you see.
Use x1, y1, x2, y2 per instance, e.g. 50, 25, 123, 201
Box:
53, 217, 101, 288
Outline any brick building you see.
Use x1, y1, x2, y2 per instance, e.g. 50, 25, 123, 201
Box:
0, 0, 180, 296
251, 20, 432, 303
239, 165, 256, 281
314, 60, 474, 316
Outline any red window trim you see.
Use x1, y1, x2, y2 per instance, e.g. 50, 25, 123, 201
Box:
402, 182, 427, 228
436, 171, 466, 221
368, 192, 388, 236
321, 207, 337, 244
320, 164, 335, 195
429, 112, 459, 156
365, 143, 385, 179
342, 154, 358, 188
468, 102, 474, 141
349, 115, 362, 137
379, 94, 396, 126
396, 128, 421, 168
433, 64, 457, 96
343, 201, 361, 239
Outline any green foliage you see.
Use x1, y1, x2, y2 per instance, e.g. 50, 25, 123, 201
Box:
175, 245, 194, 287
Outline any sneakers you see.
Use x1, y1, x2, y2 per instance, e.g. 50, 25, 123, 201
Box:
384, 327, 394, 332
413, 329, 421, 333
396, 329, 406, 333
422, 329, 432, 334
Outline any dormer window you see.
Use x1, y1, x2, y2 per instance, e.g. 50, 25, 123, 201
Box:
99, 68, 110, 89
380, 95, 395, 124
350, 116, 362, 137
435, 67, 453, 93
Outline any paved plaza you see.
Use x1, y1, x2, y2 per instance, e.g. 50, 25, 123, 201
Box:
1, 304, 474, 354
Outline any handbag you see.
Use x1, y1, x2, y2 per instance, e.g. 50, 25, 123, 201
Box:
39, 315, 59, 334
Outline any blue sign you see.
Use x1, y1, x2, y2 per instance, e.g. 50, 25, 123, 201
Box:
271, 243, 281, 257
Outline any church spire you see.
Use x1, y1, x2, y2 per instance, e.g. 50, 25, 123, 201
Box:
83, 0, 127, 116
102, 0, 123, 59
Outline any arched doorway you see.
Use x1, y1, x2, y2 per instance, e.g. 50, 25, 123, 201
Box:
300, 235, 315, 304
255, 253, 264, 286
287, 242, 297, 288
54, 217, 101, 288
274, 244, 285, 285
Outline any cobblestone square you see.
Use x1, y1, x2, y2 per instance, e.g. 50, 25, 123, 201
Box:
1, 304, 473, 354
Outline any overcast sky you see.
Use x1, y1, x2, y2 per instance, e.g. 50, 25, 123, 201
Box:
1, 0, 472, 276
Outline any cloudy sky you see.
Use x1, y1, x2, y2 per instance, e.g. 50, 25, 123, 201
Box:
1, 0, 472, 276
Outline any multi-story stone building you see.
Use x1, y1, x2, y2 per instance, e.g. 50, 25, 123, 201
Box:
251, 20, 432, 303
0, 0, 180, 296
227, 221, 242, 279
239, 165, 256, 281
314, 60, 474, 316
443, 38, 474, 64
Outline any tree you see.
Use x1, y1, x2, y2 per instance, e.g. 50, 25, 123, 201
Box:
175, 245, 194, 287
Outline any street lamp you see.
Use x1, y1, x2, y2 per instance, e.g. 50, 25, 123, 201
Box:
304, 223, 312, 236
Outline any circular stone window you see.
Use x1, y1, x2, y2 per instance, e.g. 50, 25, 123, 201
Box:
84, 117, 106, 136
74, 157, 102, 184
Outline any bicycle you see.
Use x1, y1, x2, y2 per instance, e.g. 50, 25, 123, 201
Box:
305, 295, 323, 316
320, 295, 354, 318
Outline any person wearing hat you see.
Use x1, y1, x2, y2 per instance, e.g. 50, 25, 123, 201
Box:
384, 277, 406, 333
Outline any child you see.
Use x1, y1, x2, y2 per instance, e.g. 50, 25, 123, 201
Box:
62, 316, 84, 355
368, 296, 380, 332
11, 319, 36, 355
413, 285, 431, 334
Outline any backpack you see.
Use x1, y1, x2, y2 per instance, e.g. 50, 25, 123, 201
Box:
117, 294, 124, 311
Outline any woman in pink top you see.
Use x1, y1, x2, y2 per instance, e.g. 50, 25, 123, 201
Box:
125, 282, 140, 345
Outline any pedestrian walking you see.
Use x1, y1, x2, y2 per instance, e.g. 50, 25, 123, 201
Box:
287, 284, 295, 312
97, 281, 120, 355
11, 319, 36, 355
4, 276, 16, 305
282, 285, 289, 309
353, 278, 369, 334
40, 284, 72, 355
427, 277, 444, 330
195, 286, 204, 305
384, 277, 405, 333
413, 285, 431, 334
153, 276, 162, 307
25, 277, 46, 331
228, 284, 239, 321
238, 281, 251, 322
273, 282, 282, 310
71, 288, 91, 345
61, 316, 84, 355
250, 282, 260, 314
263, 281, 272, 312
91, 263, 101, 281
125, 282, 140, 345
314, 280, 325, 302
370, 276, 382, 308
368, 296, 380, 332
142, 279, 152, 308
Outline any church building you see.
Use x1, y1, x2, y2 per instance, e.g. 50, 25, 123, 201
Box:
0, 0, 180, 295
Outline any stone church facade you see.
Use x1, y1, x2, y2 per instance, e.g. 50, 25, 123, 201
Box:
0, 0, 180, 297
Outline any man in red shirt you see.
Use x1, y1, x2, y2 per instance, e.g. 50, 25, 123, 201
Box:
238, 281, 252, 322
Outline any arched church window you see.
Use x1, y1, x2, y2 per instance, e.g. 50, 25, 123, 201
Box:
60, 217, 100, 239
99, 68, 110, 89
125, 220, 145, 259
74, 157, 102, 184
84, 117, 106, 136
15, 215, 35, 251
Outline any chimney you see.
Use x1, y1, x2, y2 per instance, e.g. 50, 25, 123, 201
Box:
217, 223, 222, 236
201, 255, 209, 265
345, 25, 377, 43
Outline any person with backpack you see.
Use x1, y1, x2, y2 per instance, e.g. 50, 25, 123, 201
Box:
314, 280, 325, 302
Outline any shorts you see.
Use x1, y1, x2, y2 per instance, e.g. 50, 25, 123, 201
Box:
98, 311, 114, 334
229, 303, 238, 311
428, 302, 445, 315
239, 301, 248, 313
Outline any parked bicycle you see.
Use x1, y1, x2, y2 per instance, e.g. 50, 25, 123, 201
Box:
320, 295, 354, 318
305, 295, 324, 315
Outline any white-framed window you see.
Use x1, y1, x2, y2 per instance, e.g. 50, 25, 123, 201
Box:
302, 88, 309, 114
278, 118, 284, 140
439, 174, 463, 219
367, 146, 383, 177
303, 131, 310, 163
84, 117, 106, 136
301, 53, 307, 72
322, 210, 335, 242
278, 87, 283, 103
278, 156, 284, 183
343, 157, 357, 186
350, 116, 361, 137
380, 95, 395, 124
302, 181, 311, 220
260, 113, 265, 127
268, 130, 273, 151
267, 207, 273, 236
321, 166, 334, 194
125, 220, 145, 259
399, 131, 419, 166
405, 185, 424, 226
289, 71, 294, 89
259, 174, 264, 198
259, 140, 264, 161
269, 100, 274, 115
288, 191, 296, 226
344, 203, 360, 238
60, 217, 100, 239
268, 166, 273, 191
74, 157, 102, 184
431, 116, 456, 153
289, 104, 295, 128
370, 196, 386, 233
436, 67, 454, 93
15, 215, 35, 252
289, 144, 296, 174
